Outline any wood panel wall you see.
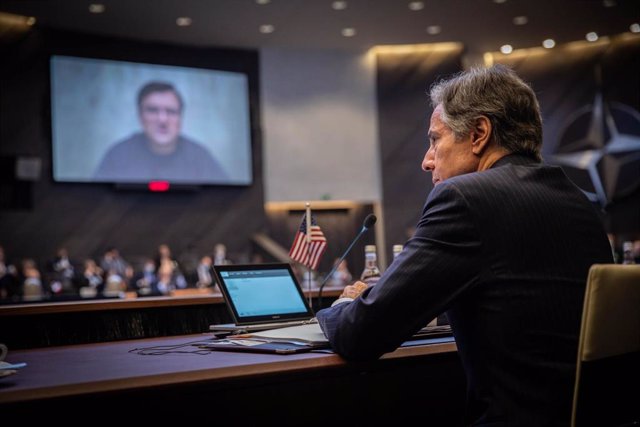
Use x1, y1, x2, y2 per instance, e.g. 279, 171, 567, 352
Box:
376, 46, 465, 261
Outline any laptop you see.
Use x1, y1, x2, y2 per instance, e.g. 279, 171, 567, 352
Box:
209, 263, 317, 334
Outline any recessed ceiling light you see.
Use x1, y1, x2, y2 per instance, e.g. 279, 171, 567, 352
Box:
493, 0, 507, 4
426, 25, 441, 35
176, 17, 192, 27
602, 0, 616, 7
259, 24, 275, 34
88, 4, 105, 14
630, 23, 640, 33
342, 28, 356, 37
256, 0, 271, 4
586, 32, 599, 42
26, 16, 36, 26
500, 44, 513, 54
513, 16, 528, 26
542, 38, 555, 49
408, 2, 424, 11
332, 1, 347, 10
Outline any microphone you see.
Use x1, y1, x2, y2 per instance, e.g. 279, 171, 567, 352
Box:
316, 214, 377, 312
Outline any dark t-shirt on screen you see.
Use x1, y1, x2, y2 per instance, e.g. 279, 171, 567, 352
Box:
93, 132, 228, 183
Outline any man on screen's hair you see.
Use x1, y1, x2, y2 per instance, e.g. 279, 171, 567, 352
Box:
93, 81, 227, 183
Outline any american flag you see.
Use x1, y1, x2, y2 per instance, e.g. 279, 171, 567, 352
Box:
289, 214, 327, 270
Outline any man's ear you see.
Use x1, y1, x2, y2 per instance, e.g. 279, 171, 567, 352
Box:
471, 115, 492, 156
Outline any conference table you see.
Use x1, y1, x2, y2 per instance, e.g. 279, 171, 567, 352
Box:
0, 333, 466, 425
0, 287, 344, 349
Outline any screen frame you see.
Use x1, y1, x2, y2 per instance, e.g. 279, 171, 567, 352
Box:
46, 30, 259, 189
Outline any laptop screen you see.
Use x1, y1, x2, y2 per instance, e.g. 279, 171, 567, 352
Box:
213, 263, 313, 325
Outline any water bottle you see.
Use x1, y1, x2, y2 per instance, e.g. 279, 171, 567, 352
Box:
392, 244, 403, 260
360, 245, 381, 286
622, 241, 636, 264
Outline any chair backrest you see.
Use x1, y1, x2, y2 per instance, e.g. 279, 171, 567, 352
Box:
571, 264, 640, 427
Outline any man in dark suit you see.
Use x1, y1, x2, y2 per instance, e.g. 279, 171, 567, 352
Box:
316, 65, 613, 426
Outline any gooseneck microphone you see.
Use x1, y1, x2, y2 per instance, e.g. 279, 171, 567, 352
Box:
316, 214, 377, 311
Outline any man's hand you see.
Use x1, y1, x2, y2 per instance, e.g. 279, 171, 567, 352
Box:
339, 281, 368, 299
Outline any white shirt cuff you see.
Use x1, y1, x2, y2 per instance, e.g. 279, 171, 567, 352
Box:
331, 297, 354, 307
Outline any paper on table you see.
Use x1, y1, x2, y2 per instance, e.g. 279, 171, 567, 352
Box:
230, 323, 329, 348
0, 361, 27, 370
0, 361, 27, 380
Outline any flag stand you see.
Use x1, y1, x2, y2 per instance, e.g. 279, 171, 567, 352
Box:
288, 202, 327, 313
305, 202, 313, 309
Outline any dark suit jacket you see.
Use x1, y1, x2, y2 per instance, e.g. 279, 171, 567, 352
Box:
317, 154, 613, 427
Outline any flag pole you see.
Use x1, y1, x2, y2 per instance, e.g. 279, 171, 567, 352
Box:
305, 202, 312, 308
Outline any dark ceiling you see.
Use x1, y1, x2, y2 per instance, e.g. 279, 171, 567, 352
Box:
0, 0, 638, 53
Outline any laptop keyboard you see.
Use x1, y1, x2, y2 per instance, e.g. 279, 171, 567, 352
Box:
242, 317, 317, 331
210, 317, 318, 334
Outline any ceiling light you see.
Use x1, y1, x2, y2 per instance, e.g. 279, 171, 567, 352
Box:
256, 0, 271, 4
513, 16, 528, 26
586, 32, 599, 42
493, 0, 507, 3
542, 38, 555, 49
500, 44, 513, 54
88, 4, 105, 14
26, 16, 36, 26
602, 0, 616, 7
342, 28, 356, 37
426, 25, 441, 35
408, 2, 424, 11
630, 23, 640, 33
176, 17, 192, 27
332, 1, 347, 10
259, 24, 275, 34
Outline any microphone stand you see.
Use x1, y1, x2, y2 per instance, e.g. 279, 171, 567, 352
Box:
316, 225, 368, 312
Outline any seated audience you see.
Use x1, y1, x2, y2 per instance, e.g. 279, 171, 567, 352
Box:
213, 243, 231, 265
196, 255, 213, 288
130, 258, 157, 294
153, 243, 187, 288
100, 247, 132, 283
21, 258, 44, 300
178, 243, 200, 285
48, 247, 78, 295
78, 259, 104, 297
151, 262, 187, 295
103, 268, 128, 296
0, 245, 19, 301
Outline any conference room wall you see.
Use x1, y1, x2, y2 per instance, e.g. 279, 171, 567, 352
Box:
260, 47, 381, 203
260, 46, 467, 267
375, 45, 465, 262
493, 35, 640, 234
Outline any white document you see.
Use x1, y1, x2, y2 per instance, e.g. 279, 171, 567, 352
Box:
231, 323, 329, 347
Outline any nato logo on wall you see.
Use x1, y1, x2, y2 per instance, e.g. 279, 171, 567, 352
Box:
549, 69, 640, 208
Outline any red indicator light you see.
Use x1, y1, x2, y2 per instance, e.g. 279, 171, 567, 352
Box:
148, 181, 170, 192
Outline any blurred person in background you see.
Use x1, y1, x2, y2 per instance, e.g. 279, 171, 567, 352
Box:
0, 246, 19, 301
